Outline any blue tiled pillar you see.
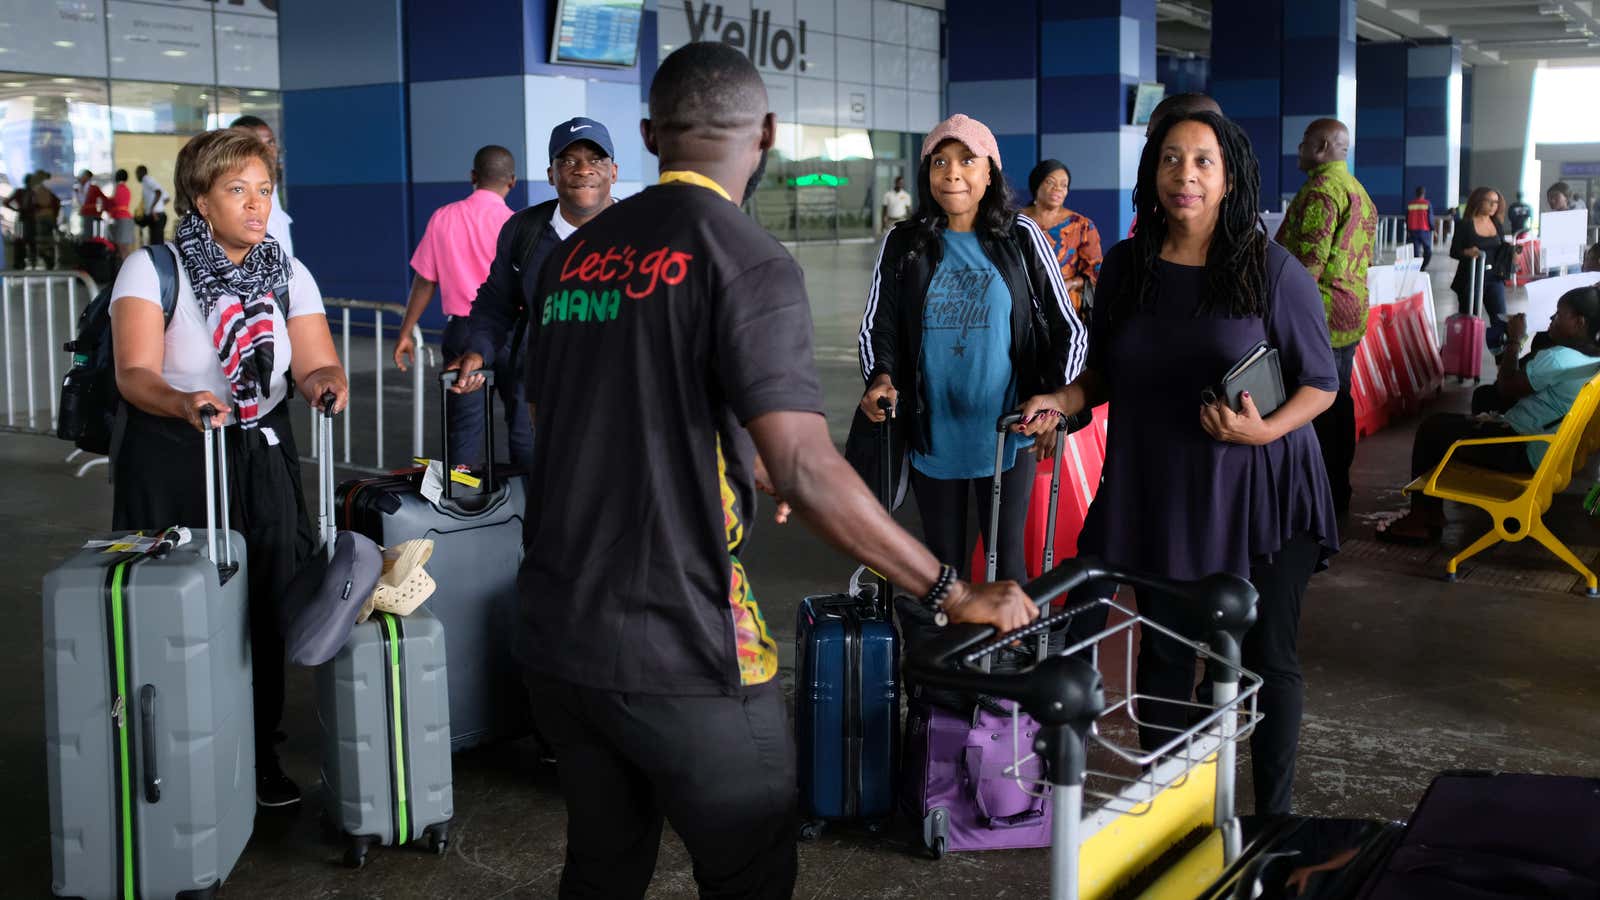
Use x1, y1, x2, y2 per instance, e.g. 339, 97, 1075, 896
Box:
1036, 0, 1156, 240
279, 0, 410, 302
946, 0, 1154, 237
1459, 67, 1473, 203
946, 0, 1040, 206
1406, 42, 1463, 213
1210, 0, 1282, 209
1279, 0, 1356, 199
1356, 42, 1408, 218
1212, 0, 1355, 210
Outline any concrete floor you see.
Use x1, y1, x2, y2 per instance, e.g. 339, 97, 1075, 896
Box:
5, 244, 1600, 898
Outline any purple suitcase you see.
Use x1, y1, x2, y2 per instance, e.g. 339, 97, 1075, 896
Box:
1442, 255, 1486, 382
902, 413, 1070, 858
902, 703, 1052, 855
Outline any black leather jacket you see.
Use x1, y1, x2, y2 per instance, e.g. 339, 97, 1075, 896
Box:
857, 213, 1089, 455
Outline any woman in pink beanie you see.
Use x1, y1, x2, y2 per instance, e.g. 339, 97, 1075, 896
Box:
850, 113, 1088, 684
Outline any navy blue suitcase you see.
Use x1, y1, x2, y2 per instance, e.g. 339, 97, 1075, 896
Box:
795, 583, 899, 835
796, 397, 900, 838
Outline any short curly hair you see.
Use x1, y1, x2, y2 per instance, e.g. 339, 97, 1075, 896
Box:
173, 128, 275, 216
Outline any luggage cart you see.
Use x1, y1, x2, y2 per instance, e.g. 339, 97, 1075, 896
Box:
905, 559, 1264, 900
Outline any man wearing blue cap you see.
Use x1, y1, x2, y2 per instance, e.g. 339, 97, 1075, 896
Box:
446, 117, 619, 411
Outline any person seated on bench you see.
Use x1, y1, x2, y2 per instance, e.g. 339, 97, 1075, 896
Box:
1379, 286, 1600, 545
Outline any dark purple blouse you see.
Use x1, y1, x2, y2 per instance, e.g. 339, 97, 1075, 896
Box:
1078, 241, 1341, 580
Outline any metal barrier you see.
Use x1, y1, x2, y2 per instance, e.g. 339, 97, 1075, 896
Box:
1372, 214, 1407, 262
306, 298, 428, 475
0, 269, 96, 437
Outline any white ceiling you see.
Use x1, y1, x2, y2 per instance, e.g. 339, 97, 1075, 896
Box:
1156, 0, 1600, 66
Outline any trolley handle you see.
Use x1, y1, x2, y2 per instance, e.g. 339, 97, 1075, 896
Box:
995, 409, 1090, 434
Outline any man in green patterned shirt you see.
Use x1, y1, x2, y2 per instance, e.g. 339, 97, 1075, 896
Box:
1276, 118, 1375, 515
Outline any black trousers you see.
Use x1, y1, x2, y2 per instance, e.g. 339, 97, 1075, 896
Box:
1313, 341, 1360, 514
909, 460, 1035, 582
440, 316, 533, 469
145, 211, 167, 246
1100, 533, 1321, 816
1410, 413, 1532, 514
111, 402, 315, 756
524, 674, 797, 899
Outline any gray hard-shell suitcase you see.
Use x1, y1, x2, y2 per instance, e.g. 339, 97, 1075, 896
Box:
309, 407, 453, 868
43, 414, 254, 899
316, 609, 453, 867
334, 370, 530, 751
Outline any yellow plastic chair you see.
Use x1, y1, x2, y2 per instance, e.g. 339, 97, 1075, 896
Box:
1404, 371, 1600, 597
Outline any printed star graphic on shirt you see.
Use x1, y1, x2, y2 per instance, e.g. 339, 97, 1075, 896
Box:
951, 342, 966, 357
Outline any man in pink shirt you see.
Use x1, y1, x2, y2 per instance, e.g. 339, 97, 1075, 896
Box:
395, 145, 524, 467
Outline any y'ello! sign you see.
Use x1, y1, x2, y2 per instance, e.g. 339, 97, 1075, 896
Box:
683, 2, 809, 73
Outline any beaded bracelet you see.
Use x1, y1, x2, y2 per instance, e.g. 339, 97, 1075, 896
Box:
920, 563, 957, 626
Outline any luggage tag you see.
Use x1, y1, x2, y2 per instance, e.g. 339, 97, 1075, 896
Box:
412, 458, 483, 489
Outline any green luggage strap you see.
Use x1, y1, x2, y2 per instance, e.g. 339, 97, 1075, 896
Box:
377, 613, 410, 844
104, 555, 139, 899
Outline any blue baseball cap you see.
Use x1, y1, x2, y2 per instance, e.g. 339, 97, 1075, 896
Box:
549, 117, 615, 163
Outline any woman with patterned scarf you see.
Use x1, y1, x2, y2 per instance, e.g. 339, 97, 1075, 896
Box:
107, 128, 347, 809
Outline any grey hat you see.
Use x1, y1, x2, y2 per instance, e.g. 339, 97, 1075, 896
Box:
282, 531, 384, 667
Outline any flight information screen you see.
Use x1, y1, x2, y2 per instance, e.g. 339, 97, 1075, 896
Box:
550, 0, 644, 68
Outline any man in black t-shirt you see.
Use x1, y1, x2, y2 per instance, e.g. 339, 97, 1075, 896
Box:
518, 42, 1036, 898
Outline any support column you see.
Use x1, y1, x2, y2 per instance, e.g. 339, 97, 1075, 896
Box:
946, 0, 1040, 200
1469, 60, 1534, 208
1405, 41, 1463, 213
1037, 0, 1156, 239
279, 0, 410, 301
1211, 0, 1355, 209
1355, 42, 1408, 218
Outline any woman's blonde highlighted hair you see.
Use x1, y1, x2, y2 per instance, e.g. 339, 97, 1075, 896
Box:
173, 128, 275, 216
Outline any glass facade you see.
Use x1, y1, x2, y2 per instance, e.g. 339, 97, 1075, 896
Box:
657, 0, 943, 242
0, 1, 279, 256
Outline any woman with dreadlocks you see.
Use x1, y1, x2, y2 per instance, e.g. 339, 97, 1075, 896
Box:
1017, 111, 1340, 816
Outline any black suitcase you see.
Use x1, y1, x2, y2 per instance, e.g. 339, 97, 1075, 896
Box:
1357, 770, 1600, 899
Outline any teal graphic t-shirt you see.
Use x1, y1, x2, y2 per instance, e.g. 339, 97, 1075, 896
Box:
911, 230, 1031, 479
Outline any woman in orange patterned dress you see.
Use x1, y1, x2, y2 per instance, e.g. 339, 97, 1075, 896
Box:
1021, 159, 1103, 316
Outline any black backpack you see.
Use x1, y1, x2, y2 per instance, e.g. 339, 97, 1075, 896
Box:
58, 245, 179, 455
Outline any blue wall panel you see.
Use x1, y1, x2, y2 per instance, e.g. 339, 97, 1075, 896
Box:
408, 0, 526, 82
278, 0, 405, 91
283, 85, 410, 186
947, 0, 1039, 82
290, 184, 412, 302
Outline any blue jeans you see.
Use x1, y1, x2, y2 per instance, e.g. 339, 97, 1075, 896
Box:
441, 316, 534, 470
1407, 229, 1433, 270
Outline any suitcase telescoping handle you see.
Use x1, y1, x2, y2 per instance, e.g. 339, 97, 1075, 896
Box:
991, 411, 1077, 663
139, 684, 160, 803
1472, 254, 1486, 318
315, 392, 338, 560
198, 405, 234, 570
872, 396, 895, 612
437, 370, 497, 500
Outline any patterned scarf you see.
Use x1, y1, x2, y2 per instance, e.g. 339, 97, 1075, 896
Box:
175, 212, 290, 429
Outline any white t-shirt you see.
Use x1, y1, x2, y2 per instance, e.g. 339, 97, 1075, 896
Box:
268, 188, 294, 257
110, 244, 327, 422
882, 189, 913, 220
552, 206, 579, 240
140, 174, 166, 215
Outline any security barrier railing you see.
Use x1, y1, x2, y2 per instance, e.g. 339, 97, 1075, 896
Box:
306, 298, 428, 475
0, 269, 95, 437
0, 276, 428, 477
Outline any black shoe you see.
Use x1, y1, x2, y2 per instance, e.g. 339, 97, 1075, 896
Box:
257, 754, 302, 808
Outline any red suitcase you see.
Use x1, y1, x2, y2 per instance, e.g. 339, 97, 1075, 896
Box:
1442, 255, 1486, 383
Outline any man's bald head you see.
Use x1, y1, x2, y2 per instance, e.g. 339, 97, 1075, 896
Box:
647, 41, 768, 135
1297, 118, 1350, 172
1146, 92, 1221, 138
471, 145, 517, 190
642, 41, 776, 205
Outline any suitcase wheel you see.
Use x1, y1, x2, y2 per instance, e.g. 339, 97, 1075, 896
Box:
424, 823, 450, 856
344, 834, 377, 869
798, 820, 826, 842
922, 808, 949, 861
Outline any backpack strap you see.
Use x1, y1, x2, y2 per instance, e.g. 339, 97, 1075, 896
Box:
509, 201, 559, 276
146, 243, 180, 328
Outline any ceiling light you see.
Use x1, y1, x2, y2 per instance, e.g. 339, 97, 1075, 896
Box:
247, 90, 268, 97
2, 81, 24, 88
53, 40, 75, 48
51, 77, 75, 84
0, 48, 10, 54
1539, 2, 1562, 13
162, 49, 187, 57
110, 57, 124, 63
1566, 21, 1588, 32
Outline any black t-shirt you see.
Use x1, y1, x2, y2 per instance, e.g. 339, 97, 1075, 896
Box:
518, 183, 825, 694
